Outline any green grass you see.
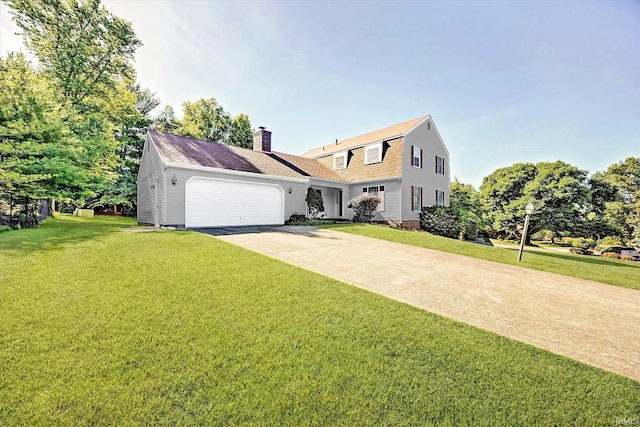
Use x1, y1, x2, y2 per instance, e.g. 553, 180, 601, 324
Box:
322, 223, 640, 291
1, 215, 638, 425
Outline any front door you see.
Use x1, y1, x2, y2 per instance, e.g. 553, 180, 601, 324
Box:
337, 190, 343, 217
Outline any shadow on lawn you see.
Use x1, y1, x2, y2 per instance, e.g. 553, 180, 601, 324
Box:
0, 215, 134, 254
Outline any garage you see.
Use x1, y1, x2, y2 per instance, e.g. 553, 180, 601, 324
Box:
185, 177, 284, 227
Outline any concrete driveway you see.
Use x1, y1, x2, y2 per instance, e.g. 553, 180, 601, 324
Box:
198, 226, 640, 382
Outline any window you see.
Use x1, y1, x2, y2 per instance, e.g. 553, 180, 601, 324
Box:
436, 190, 445, 206
412, 146, 422, 168
435, 156, 445, 175
334, 152, 347, 170
411, 186, 422, 211
363, 185, 385, 211
365, 143, 382, 164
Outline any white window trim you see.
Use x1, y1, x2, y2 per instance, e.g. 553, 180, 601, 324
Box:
412, 186, 422, 211
333, 151, 347, 170
364, 142, 382, 165
412, 146, 422, 168
363, 185, 385, 211
435, 156, 445, 175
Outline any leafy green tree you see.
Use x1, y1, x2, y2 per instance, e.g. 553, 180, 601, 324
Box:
181, 98, 231, 143
153, 105, 181, 133
91, 82, 160, 214
7, 0, 141, 111
229, 113, 253, 149
577, 173, 621, 240
600, 157, 640, 246
0, 53, 88, 201
450, 179, 483, 239
479, 162, 537, 238
6, 0, 142, 205
480, 161, 590, 241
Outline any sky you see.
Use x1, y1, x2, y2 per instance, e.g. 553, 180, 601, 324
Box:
1, 0, 639, 188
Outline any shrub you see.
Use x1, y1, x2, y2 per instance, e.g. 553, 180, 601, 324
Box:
419, 206, 460, 239
348, 196, 380, 223
601, 252, 620, 259
572, 238, 596, 251
285, 214, 309, 225
597, 236, 623, 252
620, 255, 637, 261
305, 188, 324, 218
569, 247, 593, 255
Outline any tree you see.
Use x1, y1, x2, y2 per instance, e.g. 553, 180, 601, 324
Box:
6, 0, 142, 205
523, 161, 590, 235
181, 98, 231, 143
229, 113, 253, 149
90, 82, 160, 214
577, 173, 621, 240
305, 188, 324, 218
7, 0, 141, 111
153, 105, 181, 134
479, 162, 537, 238
480, 161, 590, 240
600, 157, 640, 246
450, 179, 483, 239
0, 53, 89, 201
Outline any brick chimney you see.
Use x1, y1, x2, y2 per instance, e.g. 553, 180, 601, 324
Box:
253, 126, 272, 152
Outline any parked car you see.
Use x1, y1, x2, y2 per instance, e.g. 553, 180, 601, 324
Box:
601, 246, 639, 260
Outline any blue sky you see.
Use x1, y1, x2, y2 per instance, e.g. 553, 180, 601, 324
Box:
1, 0, 639, 188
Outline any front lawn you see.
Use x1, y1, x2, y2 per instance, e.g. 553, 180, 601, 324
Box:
323, 223, 640, 291
1, 215, 638, 425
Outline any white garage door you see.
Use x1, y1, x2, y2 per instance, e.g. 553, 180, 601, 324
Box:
185, 177, 284, 227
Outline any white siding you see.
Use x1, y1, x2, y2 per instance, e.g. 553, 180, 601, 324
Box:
137, 135, 165, 225
400, 118, 450, 221
347, 179, 401, 222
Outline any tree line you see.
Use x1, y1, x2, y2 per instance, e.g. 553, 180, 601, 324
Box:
0, 0, 253, 217
447, 158, 640, 248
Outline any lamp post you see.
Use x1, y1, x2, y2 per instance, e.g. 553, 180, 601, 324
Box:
517, 202, 535, 262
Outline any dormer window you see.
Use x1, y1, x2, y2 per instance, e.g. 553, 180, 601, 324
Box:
333, 151, 347, 170
365, 142, 382, 165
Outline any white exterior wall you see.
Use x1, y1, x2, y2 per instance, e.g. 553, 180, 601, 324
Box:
400, 118, 451, 222
137, 135, 165, 225
348, 179, 402, 222
164, 165, 307, 226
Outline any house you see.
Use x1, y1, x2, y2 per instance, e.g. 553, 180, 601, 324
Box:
137, 115, 449, 229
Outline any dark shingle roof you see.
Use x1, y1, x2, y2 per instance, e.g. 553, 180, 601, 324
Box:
149, 130, 345, 182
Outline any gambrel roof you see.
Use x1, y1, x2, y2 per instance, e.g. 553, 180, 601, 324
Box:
301, 115, 429, 158
301, 116, 430, 182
